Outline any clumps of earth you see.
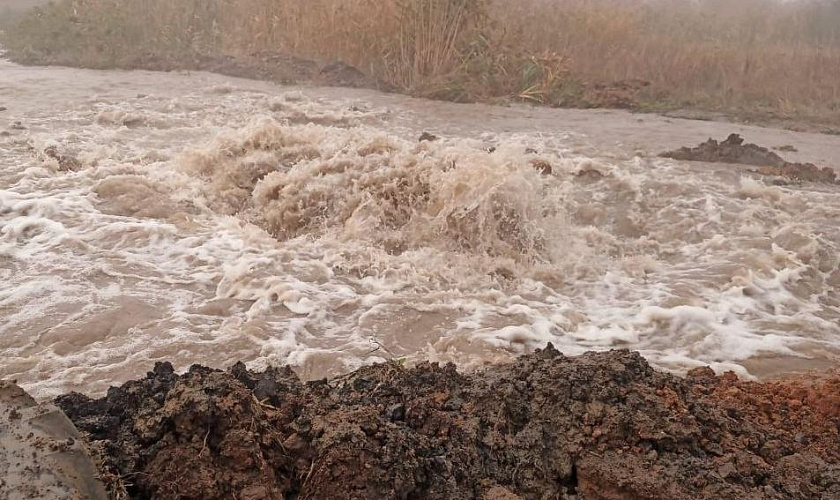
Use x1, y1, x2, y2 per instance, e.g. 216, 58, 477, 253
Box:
56, 347, 840, 499
661, 133, 837, 184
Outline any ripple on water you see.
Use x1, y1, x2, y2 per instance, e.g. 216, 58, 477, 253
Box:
1, 60, 840, 397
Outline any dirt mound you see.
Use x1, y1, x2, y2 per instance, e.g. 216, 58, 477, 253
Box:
661, 134, 837, 184
55, 348, 840, 499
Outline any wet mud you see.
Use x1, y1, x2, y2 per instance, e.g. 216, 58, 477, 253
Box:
661, 134, 838, 184
56, 347, 840, 499
0, 381, 107, 499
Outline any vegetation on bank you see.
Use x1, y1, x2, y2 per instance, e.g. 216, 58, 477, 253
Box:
4, 0, 840, 127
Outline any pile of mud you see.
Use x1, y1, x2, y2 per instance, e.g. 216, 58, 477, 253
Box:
661, 134, 837, 184
57, 347, 839, 499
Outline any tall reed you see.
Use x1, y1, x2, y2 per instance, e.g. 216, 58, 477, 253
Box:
5, 0, 840, 123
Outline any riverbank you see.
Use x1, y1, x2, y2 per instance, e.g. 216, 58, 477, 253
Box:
4, 0, 840, 131
3, 347, 833, 499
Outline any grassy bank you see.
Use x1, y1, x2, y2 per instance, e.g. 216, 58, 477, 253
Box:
4, 0, 840, 127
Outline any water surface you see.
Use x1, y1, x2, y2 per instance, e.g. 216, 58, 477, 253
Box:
2, 59, 839, 397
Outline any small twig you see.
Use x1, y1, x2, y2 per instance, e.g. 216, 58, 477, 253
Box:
367, 339, 384, 356
367, 337, 397, 359
275, 436, 288, 455
252, 393, 279, 411
302, 460, 316, 488
197, 428, 211, 459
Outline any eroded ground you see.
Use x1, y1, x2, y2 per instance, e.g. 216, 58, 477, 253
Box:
55, 348, 840, 499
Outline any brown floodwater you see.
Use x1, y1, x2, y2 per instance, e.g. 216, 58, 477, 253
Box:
2, 58, 839, 397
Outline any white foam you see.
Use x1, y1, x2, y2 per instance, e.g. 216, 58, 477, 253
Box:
2, 64, 840, 398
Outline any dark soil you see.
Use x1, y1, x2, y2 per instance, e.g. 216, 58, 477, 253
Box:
56, 347, 840, 499
661, 134, 837, 184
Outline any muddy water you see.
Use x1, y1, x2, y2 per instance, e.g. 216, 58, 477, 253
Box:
2, 59, 840, 398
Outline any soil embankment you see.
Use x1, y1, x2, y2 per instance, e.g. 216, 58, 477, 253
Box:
52, 347, 840, 499
6, 0, 840, 130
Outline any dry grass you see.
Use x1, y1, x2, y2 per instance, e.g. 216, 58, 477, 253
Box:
500, 0, 840, 120
4, 0, 840, 124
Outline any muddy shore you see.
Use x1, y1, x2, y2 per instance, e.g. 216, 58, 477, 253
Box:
23, 347, 833, 499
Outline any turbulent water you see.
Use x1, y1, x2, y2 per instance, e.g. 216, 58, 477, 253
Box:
2, 59, 840, 398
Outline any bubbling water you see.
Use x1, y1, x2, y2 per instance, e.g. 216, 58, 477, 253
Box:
1, 60, 839, 397
182, 121, 560, 265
